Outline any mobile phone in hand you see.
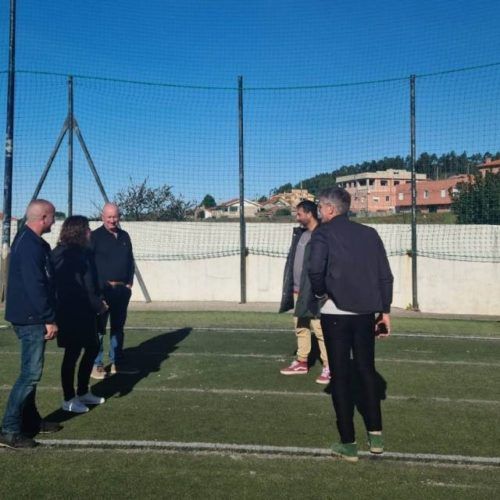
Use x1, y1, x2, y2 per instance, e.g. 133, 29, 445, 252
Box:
375, 322, 388, 336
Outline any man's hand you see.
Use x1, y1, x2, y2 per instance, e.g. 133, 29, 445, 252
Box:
44, 323, 58, 340
375, 313, 391, 339
99, 301, 109, 315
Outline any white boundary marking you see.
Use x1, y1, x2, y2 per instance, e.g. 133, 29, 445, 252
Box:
123, 326, 500, 341
36, 438, 500, 466
0, 384, 498, 405
1, 350, 499, 367
2, 323, 499, 341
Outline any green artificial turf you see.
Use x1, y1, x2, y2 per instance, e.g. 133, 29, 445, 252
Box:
0, 312, 499, 498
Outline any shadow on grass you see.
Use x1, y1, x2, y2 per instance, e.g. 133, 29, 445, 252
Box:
43, 327, 192, 425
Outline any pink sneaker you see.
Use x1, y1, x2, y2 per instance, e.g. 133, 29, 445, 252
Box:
315, 365, 331, 384
280, 360, 308, 375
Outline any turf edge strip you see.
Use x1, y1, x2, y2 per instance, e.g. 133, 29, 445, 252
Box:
0, 384, 498, 405
37, 439, 500, 466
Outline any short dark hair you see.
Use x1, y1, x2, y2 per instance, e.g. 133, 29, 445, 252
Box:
296, 199, 319, 220
59, 215, 90, 247
318, 187, 351, 215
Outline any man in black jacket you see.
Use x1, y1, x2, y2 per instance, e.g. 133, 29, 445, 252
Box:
90, 203, 137, 378
279, 200, 330, 384
0, 200, 61, 449
309, 187, 393, 462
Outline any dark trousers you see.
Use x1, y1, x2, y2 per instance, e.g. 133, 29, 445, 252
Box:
61, 344, 99, 401
321, 314, 382, 443
95, 285, 131, 365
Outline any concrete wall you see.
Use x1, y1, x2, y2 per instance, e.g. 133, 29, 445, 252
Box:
39, 221, 500, 315
130, 254, 500, 316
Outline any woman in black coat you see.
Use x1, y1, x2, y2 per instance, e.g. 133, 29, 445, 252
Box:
51, 216, 108, 413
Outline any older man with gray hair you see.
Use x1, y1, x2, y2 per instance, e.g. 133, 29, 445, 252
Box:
309, 187, 393, 462
90, 203, 137, 378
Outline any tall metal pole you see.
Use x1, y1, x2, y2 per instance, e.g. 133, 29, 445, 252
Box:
73, 119, 151, 303
67, 76, 74, 216
410, 75, 419, 311
1, 0, 17, 300
238, 76, 247, 304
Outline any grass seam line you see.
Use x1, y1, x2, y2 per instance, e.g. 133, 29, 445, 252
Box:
1, 350, 499, 367
36, 439, 500, 466
1, 384, 498, 405
123, 326, 500, 341
1, 324, 499, 340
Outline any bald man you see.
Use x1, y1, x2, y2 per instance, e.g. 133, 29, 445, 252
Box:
90, 203, 137, 378
1, 200, 62, 449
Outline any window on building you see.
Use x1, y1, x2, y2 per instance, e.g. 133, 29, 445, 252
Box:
398, 193, 404, 201
369, 179, 374, 186
373, 197, 379, 203
359, 179, 367, 186
424, 190, 429, 199
394, 181, 400, 186
380, 180, 388, 186
385, 196, 390, 202
229, 206, 238, 212
440, 189, 446, 198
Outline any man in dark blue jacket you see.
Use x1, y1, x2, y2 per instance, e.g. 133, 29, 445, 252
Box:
309, 187, 393, 462
90, 203, 137, 378
0, 199, 61, 449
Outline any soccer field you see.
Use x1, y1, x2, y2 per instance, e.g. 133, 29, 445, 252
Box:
1, 312, 499, 499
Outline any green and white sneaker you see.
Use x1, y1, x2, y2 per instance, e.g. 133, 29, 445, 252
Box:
367, 432, 384, 454
331, 442, 359, 463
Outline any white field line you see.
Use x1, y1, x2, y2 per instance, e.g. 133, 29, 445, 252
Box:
123, 326, 500, 341
1, 350, 498, 368
3, 323, 498, 341
36, 438, 500, 466
0, 384, 498, 406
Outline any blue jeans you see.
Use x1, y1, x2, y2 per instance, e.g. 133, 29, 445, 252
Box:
94, 331, 124, 366
94, 285, 131, 366
2, 324, 46, 435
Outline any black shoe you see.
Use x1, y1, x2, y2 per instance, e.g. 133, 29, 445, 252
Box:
110, 363, 140, 375
0, 432, 38, 449
39, 421, 63, 434
23, 420, 63, 437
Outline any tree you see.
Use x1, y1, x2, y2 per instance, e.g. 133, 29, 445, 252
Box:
201, 194, 216, 208
451, 172, 500, 224
272, 182, 293, 195
115, 178, 195, 221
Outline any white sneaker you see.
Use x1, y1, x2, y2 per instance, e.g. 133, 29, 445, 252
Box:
62, 397, 89, 413
78, 392, 105, 405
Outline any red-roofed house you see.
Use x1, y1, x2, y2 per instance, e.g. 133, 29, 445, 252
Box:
211, 198, 262, 218
478, 157, 500, 177
395, 175, 471, 213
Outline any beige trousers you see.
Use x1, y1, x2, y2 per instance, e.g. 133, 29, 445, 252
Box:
294, 316, 328, 366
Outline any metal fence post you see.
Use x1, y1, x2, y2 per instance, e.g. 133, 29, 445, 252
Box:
410, 74, 419, 311
238, 76, 247, 304
1, 0, 17, 301
68, 75, 74, 217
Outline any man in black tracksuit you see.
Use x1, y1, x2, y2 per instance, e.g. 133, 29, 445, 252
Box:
309, 187, 393, 462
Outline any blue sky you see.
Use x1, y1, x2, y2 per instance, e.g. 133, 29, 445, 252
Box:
1, 0, 500, 216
